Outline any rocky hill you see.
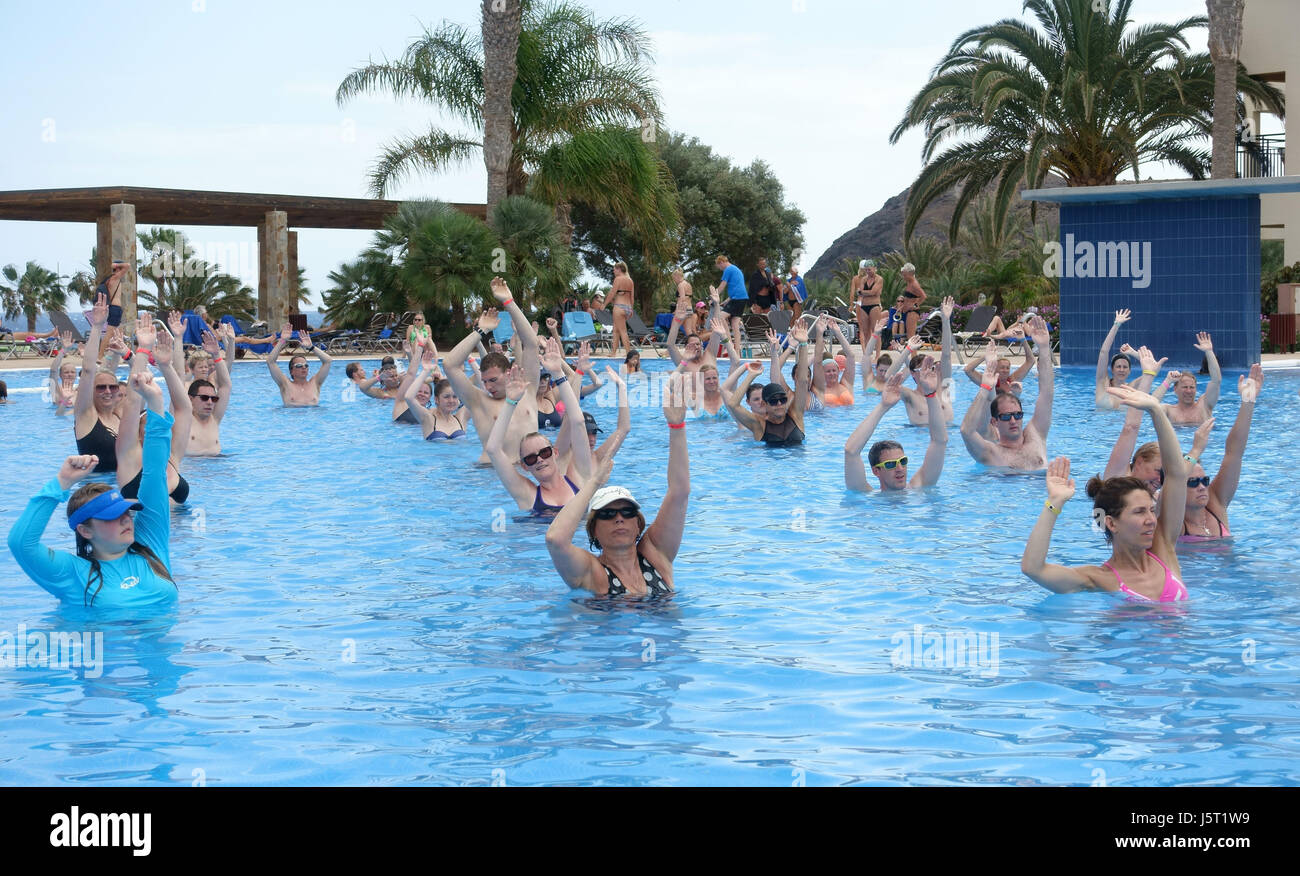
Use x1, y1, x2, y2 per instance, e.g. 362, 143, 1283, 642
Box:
808, 178, 1062, 281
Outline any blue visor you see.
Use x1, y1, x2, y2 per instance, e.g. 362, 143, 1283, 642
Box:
67, 489, 143, 531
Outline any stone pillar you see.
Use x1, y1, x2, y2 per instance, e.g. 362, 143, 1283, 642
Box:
260, 211, 288, 325
109, 203, 137, 332
287, 230, 299, 316
257, 223, 267, 320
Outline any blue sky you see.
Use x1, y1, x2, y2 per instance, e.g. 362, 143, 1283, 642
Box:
1, 0, 1227, 310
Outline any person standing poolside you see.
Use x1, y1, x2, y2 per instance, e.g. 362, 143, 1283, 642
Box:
116, 325, 191, 505
407, 311, 431, 348
74, 294, 124, 473
8, 370, 178, 608
786, 266, 807, 322
442, 277, 540, 466
267, 324, 332, 407
608, 262, 636, 357
749, 257, 775, 314
960, 317, 1055, 471
713, 254, 749, 358
1152, 333, 1221, 425
1020, 386, 1189, 602
853, 260, 884, 349
1179, 365, 1262, 544
845, 363, 947, 491
730, 320, 810, 447
897, 262, 926, 339
545, 374, 689, 598
486, 343, 596, 517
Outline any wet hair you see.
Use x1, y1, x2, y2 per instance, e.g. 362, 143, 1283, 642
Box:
624, 350, 640, 361
66, 483, 175, 606
746, 383, 765, 402
1085, 475, 1153, 543
1131, 441, 1160, 469
433, 378, 453, 398
585, 508, 645, 552
877, 353, 892, 368
345, 362, 363, 379
289, 355, 308, 370
1176, 373, 1198, 388
480, 352, 510, 374
0, 379, 7, 401
868, 439, 904, 468
187, 378, 215, 398
1109, 353, 1130, 370
909, 354, 928, 372
700, 363, 718, 377
990, 391, 1021, 419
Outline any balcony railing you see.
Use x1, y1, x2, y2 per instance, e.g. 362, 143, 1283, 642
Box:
1237, 132, 1286, 178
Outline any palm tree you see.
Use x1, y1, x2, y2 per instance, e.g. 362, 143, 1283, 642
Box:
322, 258, 387, 329
1, 262, 66, 331
482, 0, 522, 211
336, 0, 678, 249
890, 0, 1285, 243
1206, 0, 1247, 179
398, 201, 499, 320
489, 195, 579, 308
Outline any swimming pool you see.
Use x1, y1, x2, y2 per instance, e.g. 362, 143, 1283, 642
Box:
2, 359, 1298, 786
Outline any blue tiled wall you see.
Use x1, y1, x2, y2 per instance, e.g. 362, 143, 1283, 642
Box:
1058, 196, 1260, 370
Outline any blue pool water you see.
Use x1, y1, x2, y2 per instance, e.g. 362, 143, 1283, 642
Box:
1, 358, 1298, 786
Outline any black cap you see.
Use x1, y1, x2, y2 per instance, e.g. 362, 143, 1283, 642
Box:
761, 383, 789, 404
583, 411, 602, 433
380, 356, 396, 368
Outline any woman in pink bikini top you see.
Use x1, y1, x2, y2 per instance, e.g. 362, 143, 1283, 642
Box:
1020, 385, 1190, 602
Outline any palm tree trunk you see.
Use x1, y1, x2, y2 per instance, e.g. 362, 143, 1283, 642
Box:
554, 202, 574, 247
481, 0, 522, 214
1207, 0, 1246, 179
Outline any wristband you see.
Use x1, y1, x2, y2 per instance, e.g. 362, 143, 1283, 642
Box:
574, 369, 584, 376
1183, 453, 1199, 465
980, 383, 994, 392
924, 391, 937, 398
121, 350, 133, 362
672, 316, 682, 323
505, 397, 519, 406
214, 357, 224, 363
668, 422, 685, 430
552, 375, 568, 385
1142, 370, 1157, 376
500, 298, 513, 307
136, 348, 150, 357
1045, 499, 1063, 515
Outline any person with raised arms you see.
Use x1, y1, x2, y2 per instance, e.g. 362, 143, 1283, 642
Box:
961, 338, 1034, 397
845, 361, 947, 492
267, 324, 332, 407
889, 297, 957, 425
1151, 332, 1221, 425
1178, 365, 1262, 544
47, 332, 79, 416
729, 320, 811, 447
959, 315, 1054, 471
545, 373, 688, 598
442, 277, 539, 465
1020, 385, 1188, 602
810, 316, 856, 407
73, 293, 125, 473
1101, 346, 1189, 496
392, 340, 438, 424
665, 296, 722, 374
486, 339, 595, 517
116, 323, 191, 504
8, 369, 178, 608
1094, 309, 1135, 409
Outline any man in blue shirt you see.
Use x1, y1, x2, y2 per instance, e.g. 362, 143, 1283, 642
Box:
713, 254, 748, 359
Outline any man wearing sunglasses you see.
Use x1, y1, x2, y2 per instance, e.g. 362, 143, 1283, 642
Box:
267, 323, 333, 407
844, 362, 947, 491
960, 317, 1055, 471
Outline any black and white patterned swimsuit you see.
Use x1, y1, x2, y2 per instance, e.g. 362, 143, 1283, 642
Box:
603, 550, 671, 598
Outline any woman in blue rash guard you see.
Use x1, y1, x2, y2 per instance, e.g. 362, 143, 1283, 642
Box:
7, 370, 178, 608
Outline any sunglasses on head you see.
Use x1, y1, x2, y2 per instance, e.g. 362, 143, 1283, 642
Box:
594, 506, 638, 521
873, 456, 909, 470
521, 445, 555, 466
194, 393, 219, 402
995, 411, 1025, 421
1187, 476, 1211, 488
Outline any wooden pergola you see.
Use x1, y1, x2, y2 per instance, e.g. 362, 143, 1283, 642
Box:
0, 186, 486, 326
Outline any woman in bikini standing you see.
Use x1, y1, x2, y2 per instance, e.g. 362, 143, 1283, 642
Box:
853, 260, 884, 352
608, 262, 635, 358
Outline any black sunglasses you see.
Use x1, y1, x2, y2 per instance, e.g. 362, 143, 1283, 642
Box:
995, 411, 1025, 421
521, 445, 555, 466
873, 456, 909, 470
1187, 476, 1211, 488
594, 506, 638, 520
767, 394, 788, 405
194, 393, 219, 402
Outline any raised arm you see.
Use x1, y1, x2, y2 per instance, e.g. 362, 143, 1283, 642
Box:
664, 298, 687, 365
265, 323, 292, 390
1108, 384, 1186, 545
570, 342, 604, 397
484, 366, 541, 509
725, 363, 762, 431
74, 293, 109, 418
1020, 457, 1093, 592
1095, 309, 1130, 395
831, 318, 856, 387
490, 277, 539, 380
912, 358, 947, 487
789, 320, 811, 414
545, 455, 611, 591
1026, 315, 1054, 441
642, 373, 690, 562
594, 366, 631, 464
542, 338, 594, 481
938, 296, 954, 380
810, 320, 828, 393
960, 343, 999, 463
299, 330, 332, 387
1211, 366, 1261, 509
1195, 332, 1222, 411
151, 324, 192, 461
